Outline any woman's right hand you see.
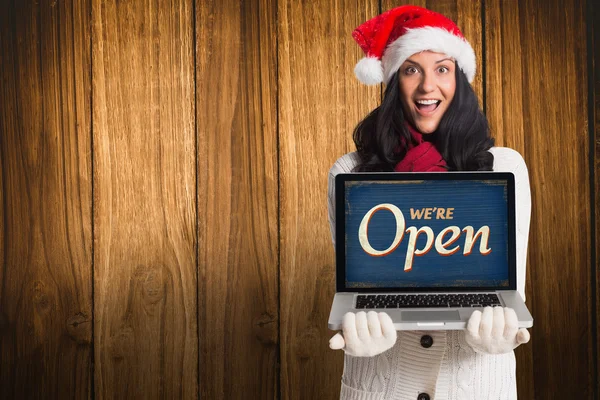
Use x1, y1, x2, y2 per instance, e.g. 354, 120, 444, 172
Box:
329, 311, 397, 357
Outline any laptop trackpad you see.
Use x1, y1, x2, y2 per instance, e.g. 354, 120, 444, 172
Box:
402, 310, 461, 322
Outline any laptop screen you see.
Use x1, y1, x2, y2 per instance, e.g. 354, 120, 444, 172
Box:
336, 173, 516, 292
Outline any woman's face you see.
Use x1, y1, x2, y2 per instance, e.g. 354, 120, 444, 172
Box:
398, 51, 456, 134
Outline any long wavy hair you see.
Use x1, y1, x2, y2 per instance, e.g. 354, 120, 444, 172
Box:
352, 66, 494, 172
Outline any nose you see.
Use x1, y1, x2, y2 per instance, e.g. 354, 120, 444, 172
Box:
419, 72, 436, 93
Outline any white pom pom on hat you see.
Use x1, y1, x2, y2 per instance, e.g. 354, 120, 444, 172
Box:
352, 6, 476, 85
354, 57, 384, 86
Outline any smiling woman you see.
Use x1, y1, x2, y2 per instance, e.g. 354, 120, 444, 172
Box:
398, 52, 456, 134
352, 53, 493, 173
327, 5, 532, 400
349, 6, 493, 174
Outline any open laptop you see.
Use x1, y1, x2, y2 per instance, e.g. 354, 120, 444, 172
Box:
328, 172, 533, 331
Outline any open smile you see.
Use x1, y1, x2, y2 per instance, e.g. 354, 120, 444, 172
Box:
414, 99, 441, 115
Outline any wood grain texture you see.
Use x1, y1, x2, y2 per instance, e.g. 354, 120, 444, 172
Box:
278, 1, 380, 399
487, 0, 593, 398
92, 0, 197, 398
592, 0, 600, 396
0, 0, 93, 398
455, 0, 483, 103
196, 0, 279, 399
483, 1, 534, 397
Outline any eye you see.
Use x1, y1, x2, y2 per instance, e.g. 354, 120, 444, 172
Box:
438, 66, 450, 73
405, 66, 418, 75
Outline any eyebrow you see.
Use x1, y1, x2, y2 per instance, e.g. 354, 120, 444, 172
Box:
405, 57, 456, 66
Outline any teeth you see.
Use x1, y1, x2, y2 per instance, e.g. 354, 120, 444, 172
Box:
416, 99, 439, 105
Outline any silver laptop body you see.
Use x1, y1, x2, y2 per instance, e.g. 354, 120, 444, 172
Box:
328, 172, 533, 331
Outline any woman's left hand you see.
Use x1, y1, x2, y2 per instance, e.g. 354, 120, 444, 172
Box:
464, 306, 530, 355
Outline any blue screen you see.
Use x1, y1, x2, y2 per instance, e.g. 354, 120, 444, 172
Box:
344, 180, 509, 288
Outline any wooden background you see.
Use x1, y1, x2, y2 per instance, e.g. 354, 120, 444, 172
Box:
0, 0, 598, 399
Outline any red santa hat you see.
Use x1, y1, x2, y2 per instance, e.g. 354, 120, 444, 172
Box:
352, 5, 476, 85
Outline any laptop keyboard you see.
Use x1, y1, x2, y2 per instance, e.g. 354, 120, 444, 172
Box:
355, 293, 502, 309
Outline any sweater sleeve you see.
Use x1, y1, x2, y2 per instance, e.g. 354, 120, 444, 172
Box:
489, 147, 532, 302
328, 152, 361, 248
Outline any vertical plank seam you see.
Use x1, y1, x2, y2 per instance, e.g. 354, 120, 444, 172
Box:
192, 0, 200, 398
276, 0, 282, 398
89, 0, 96, 397
585, 0, 598, 398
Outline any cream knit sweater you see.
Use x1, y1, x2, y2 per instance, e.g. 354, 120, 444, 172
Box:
327, 147, 531, 400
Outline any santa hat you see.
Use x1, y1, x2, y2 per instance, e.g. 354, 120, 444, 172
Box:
352, 5, 476, 85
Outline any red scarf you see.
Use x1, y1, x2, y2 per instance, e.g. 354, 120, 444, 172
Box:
394, 124, 447, 172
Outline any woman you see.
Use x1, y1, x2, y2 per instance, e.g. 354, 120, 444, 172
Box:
327, 6, 531, 400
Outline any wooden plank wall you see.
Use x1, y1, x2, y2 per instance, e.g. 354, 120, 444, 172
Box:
197, 0, 279, 398
591, 0, 600, 395
278, 1, 379, 398
0, 0, 93, 398
91, 0, 197, 398
0, 0, 597, 399
486, 1, 593, 398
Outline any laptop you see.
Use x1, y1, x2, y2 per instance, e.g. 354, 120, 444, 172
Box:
328, 172, 533, 331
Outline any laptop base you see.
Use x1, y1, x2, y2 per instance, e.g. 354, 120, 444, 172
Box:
328, 291, 533, 331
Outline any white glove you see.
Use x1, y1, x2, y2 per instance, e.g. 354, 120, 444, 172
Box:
329, 311, 397, 357
465, 306, 530, 355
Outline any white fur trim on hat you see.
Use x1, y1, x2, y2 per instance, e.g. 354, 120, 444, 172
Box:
354, 56, 384, 85
381, 26, 476, 84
